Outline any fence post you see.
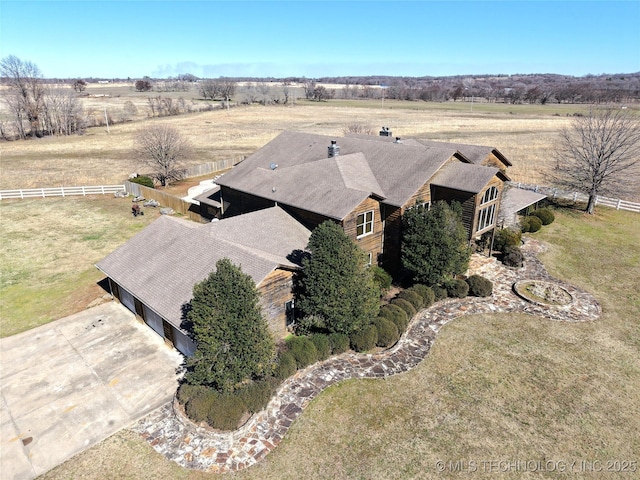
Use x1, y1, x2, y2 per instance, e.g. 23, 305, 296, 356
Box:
617, 199, 621, 210
573, 192, 578, 202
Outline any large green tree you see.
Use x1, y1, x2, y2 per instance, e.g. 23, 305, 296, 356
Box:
185, 258, 275, 393
401, 201, 471, 285
296, 221, 380, 335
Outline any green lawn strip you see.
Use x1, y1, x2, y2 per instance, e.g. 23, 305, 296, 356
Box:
0, 196, 155, 337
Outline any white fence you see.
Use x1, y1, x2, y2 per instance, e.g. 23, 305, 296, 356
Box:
510, 182, 640, 213
0, 185, 125, 200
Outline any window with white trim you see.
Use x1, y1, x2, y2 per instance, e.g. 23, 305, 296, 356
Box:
366, 252, 373, 266
356, 210, 374, 238
481, 186, 498, 205
477, 203, 496, 232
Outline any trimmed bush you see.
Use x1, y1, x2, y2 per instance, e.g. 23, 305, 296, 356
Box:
371, 265, 392, 293
130, 175, 155, 188
184, 388, 219, 423
373, 317, 399, 347
502, 246, 524, 268
285, 336, 318, 369
467, 274, 493, 297
328, 332, 350, 354
445, 278, 469, 298
177, 383, 209, 405
432, 285, 448, 302
294, 314, 324, 336
397, 289, 424, 310
390, 298, 417, 318
310, 333, 331, 360
350, 324, 378, 352
273, 351, 297, 381
237, 378, 277, 413
493, 228, 522, 253
379, 304, 409, 332
521, 215, 542, 233
530, 208, 555, 225
206, 394, 247, 431
410, 284, 435, 308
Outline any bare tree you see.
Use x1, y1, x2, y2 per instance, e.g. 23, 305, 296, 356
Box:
551, 106, 640, 214
0, 55, 46, 137
134, 124, 191, 186
72, 79, 87, 92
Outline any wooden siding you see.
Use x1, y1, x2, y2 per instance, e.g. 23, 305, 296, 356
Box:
280, 204, 334, 232
481, 152, 509, 172
381, 204, 402, 272
430, 185, 476, 239
342, 197, 384, 265
220, 187, 275, 218
403, 179, 433, 210
258, 268, 295, 338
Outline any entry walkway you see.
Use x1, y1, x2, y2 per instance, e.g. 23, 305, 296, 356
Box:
131, 238, 600, 473
0, 302, 183, 480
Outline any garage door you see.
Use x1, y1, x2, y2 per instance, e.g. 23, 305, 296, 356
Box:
173, 328, 196, 356
143, 305, 165, 338
119, 287, 136, 313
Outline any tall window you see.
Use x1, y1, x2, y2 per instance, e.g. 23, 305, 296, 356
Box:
357, 210, 374, 238
481, 186, 498, 205
477, 203, 496, 232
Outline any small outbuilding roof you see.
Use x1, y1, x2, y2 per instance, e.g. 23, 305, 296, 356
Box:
497, 186, 547, 226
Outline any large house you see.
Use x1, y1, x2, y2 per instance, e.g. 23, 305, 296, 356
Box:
199, 130, 510, 271
98, 129, 523, 355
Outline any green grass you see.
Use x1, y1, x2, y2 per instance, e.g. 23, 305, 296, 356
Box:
0, 196, 156, 337
40, 207, 640, 479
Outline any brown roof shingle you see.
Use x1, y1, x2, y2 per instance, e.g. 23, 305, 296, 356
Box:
96, 207, 310, 330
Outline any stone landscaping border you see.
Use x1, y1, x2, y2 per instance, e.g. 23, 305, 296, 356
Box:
131, 238, 601, 474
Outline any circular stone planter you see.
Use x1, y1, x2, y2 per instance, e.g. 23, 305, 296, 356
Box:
513, 280, 573, 306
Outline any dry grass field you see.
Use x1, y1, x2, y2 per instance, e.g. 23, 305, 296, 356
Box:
40, 207, 640, 479
1, 96, 597, 190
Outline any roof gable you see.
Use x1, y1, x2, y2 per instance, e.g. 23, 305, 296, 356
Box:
96, 208, 310, 329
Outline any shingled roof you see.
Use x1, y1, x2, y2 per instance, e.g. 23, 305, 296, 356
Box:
96, 207, 310, 330
217, 131, 468, 214
431, 161, 502, 194
417, 139, 512, 167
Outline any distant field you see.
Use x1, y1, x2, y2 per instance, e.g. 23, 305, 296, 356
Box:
40, 207, 640, 479
0, 98, 592, 190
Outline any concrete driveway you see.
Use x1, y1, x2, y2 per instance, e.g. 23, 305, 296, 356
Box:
0, 302, 183, 480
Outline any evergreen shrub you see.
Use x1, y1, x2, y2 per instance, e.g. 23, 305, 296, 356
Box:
391, 298, 417, 318
467, 274, 493, 297
411, 284, 435, 308
285, 336, 318, 369
397, 289, 424, 310
350, 324, 378, 352
328, 332, 350, 354
379, 304, 409, 332
310, 333, 331, 360
130, 175, 155, 188
493, 228, 522, 253
206, 394, 247, 431
502, 246, 524, 268
373, 317, 399, 347
445, 278, 469, 298
530, 208, 555, 225
521, 216, 542, 233
432, 285, 448, 301
273, 351, 297, 380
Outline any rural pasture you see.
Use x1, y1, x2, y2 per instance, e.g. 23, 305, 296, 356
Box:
1, 86, 605, 191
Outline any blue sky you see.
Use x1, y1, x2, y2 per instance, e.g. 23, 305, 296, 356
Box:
1, 1, 638, 79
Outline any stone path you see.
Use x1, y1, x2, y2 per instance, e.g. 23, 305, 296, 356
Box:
130, 238, 601, 473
